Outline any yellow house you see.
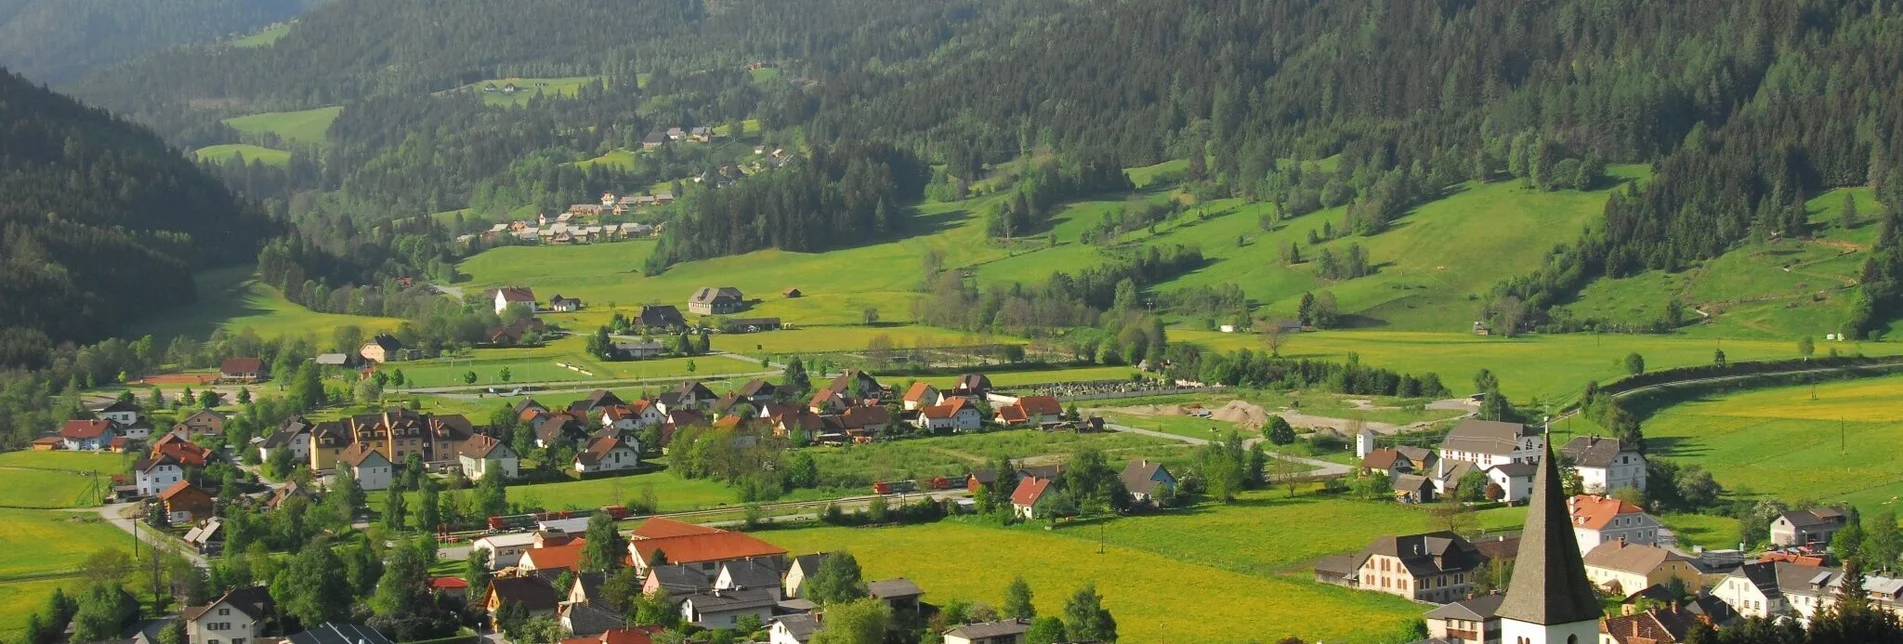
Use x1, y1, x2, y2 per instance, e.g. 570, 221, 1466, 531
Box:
1582, 541, 1704, 597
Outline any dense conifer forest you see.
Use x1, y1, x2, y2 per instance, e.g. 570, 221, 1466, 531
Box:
0, 0, 320, 85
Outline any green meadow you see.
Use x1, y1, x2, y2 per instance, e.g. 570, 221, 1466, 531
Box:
224, 106, 343, 146
390, 341, 762, 389
232, 23, 291, 47
194, 143, 290, 166
130, 265, 402, 341
471, 77, 598, 106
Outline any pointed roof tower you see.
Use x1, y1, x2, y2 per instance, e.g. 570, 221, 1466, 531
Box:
1496, 438, 1602, 626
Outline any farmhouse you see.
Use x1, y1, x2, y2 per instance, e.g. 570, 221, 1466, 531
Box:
549, 294, 583, 312
175, 409, 228, 435
1347, 531, 1488, 603
59, 419, 115, 451
1120, 459, 1177, 505
458, 433, 519, 480
637, 305, 689, 331
611, 340, 666, 359
1010, 476, 1053, 520
134, 454, 185, 496
575, 435, 641, 473
340, 443, 394, 491
1582, 541, 1703, 597
995, 395, 1063, 427
915, 397, 984, 433
643, 132, 667, 149
183, 586, 275, 644
901, 382, 942, 411
626, 526, 788, 575
489, 286, 537, 314
1359, 446, 1438, 478
1770, 508, 1848, 548
1437, 419, 1542, 468
1568, 494, 1660, 553
220, 357, 269, 382
160, 481, 215, 524
359, 334, 405, 364
1559, 435, 1647, 493
688, 286, 747, 315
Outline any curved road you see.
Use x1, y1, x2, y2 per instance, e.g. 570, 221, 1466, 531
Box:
1096, 420, 1354, 478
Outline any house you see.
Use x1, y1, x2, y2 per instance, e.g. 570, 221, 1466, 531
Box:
1393, 474, 1438, 503
220, 357, 269, 382
735, 379, 779, 404
782, 553, 832, 598
97, 399, 141, 427
359, 335, 404, 364
1010, 476, 1053, 520
458, 434, 519, 481
636, 305, 688, 331
549, 295, 582, 312
782, 288, 802, 299
183, 586, 275, 644
340, 443, 394, 491
284, 622, 395, 644
642, 132, 667, 149
575, 435, 641, 473
1558, 436, 1647, 493
626, 525, 789, 575
519, 542, 586, 573
611, 340, 666, 359
679, 588, 778, 629
602, 401, 664, 432
535, 415, 590, 449
60, 419, 115, 451
472, 533, 540, 569
134, 454, 185, 496
1423, 594, 1503, 644
258, 417, 314, 464
306, 408, 476, 470
490, 287, 538, 314
184, 518, 225, 554
116, 419, 153, 442
665, 381, 719, 411
486, 576, 561, 631
1119, 459, 1177, 504
942, 620, 1030, 644
1360, 447, 1439, 479
689, 126, 713, 142
1770, 508, 1849, 548
688, 286, 747, 315
152, 433, 213, 467
916, 397, 984, 433
666, 127, 686, 141
710, 393, 756, 420
770, 615, 820, 644
1437, 419, 1542, 468
948, 374, 993, 398
1711, 562, 1785, 620
839, 406, 893, 435
901, 382, 941, 411
1582, 541, 1704, 597
159, 481, 216, 525
314, 353, 353, 368
1568, 495, 1659, 553
1599, 603, 1724, 644
1481, 461, 1537, 504
868, 578, 924, 613
560, 601, 628, 639
569, 390, 628, 416
995, 395, 1063, 427
1349, 531, 1489, 603
175, 409, 227, 436
724, 318, 782, 333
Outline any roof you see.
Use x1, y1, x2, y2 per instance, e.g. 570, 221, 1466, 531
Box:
902, 381, 937, 403
1441, 419, 1535, 456
1495, 444, 1603, 627
460, 433, 511, 459
1011, 476, 1052, 507
523, 542, 588, 572
562, 601, 625, 637
60, 419, 112, 439
1559, 436, 1636, 468
365, 334, 402, 351
997, 405, 1029, 424
647, 563, 716, 594
1778, 508, 1846, 529
286, 623, 395, 644
490, 576, 561, 611
220, 357, 265, 374
491, 287, 536, 302
943, 620, 1031, 639
99, 399, 140, 414
637, 305, 687, 327
953, 374, 993, 392
1424, 594, 1506, 621
921, 398, 975, 420
689, 286, 744, 305
159, 480, 210, 502
1120, 459, 1171, 496
630, 531, 786, 565
182, 586, 274, 622
720, 559, 783, 591
1489, 462, 1538, 478
1583, 541, 1682, 575
1360, 448, 1402, 470
1730, 561, 1783, 599
632, 517, 724, 540
1353, 531, 1487, 577
134, 454, 180, 473
1568, 495, 1646, 530
183, 518, 223, 545
1016, 395, 1063, 417
867, 578, 924, 599
576, 436, 635, 466
681, 588, 779, 613
774, 614, 820, 641
340, 443, 389, 468
736, 379, 777, 399
428, 576, 469, 591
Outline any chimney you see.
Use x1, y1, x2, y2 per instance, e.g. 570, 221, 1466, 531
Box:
1622, 603, 1639, 616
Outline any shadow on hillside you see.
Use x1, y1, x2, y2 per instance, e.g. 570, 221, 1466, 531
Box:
906, 207, 971, 236
1642, 436, 1703, 458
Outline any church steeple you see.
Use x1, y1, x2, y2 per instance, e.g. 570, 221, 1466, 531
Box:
1496, 437, 1601, 642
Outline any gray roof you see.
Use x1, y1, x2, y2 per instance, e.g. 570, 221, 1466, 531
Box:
683, 588, 779, 612
867, 578, 923, 599
1731, 561, 1783, 599
286, 623, 394, 644
1120, 459, 1171, 496
690, 286, 744, 305
1441, 419, 1535, 456
774, 614, 820, 641
1489, 462, 1537, 478
1424, 594, 1505, 621
721, 559, 783, 591
1353, 531, 1487, 577
648, 563, 715, 594
1778, 508, 1846, 529
1559, 436, 1636, 468
1495, 445, 1603, 626
943, 620, 1031, 639
562, 601, 624, 637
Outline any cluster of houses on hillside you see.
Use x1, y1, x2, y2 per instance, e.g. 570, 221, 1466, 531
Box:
1357, 418, 1648, 505
476, 192, 673, 245
34, 398, 229, 457
470, 517, 955, 642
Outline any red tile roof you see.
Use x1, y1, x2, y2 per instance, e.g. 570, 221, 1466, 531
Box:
60, 419, 112, 439
521, 542, 587, 572
630, 531, 786, 566
902, 381, 937, 403
1011, 477, 1053, 507
429, 576, 470, 590
631, 517, 722, 540
997, 404, 1029, 424
1569, 494, 1645, 530
1017, 395, 1063, 417
922, 397, 974, 419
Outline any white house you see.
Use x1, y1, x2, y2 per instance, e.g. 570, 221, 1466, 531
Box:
901, 382, 942, 411
97, 399, 141, 427
601, 402, 663, 432
1483, 462, 1536, 504
942, 620, 1031, 644
183, 586, 275, 644
59, 419, 115, 451
1437, 419, 1542, 469
471, 533, 539, 569
341, 444, 393, 491
1712, 562, 1787, 620
1567, 494, 1659, 553
1559, 436, 1647, 493
574, 435, 641, 474
257, 417, 313, 464
769, 615, 819, 644
915, 398, 984, 433
678, 588, 778, 629
134, 455, 185, 497
490, 287, 536, 314
458, 434, 519, 481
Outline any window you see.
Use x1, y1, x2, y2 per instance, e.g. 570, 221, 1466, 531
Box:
218, 608, 230, 616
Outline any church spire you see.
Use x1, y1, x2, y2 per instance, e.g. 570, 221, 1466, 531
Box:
1496, 438, 1602, 626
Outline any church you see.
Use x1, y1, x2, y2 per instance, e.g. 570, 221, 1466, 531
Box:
1495, 440, 1604, 644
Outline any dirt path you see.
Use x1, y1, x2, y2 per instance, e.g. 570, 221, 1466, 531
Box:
1095, 399, 1464, 436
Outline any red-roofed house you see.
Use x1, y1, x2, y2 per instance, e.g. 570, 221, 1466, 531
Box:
1569, 494, 1661, 553
520, 541, 587, 572
628, 530, 788, 575
490, 287, 538, 314
429, 576, 470, 597
220, 357, 269, 382
1011, 477, 1053, 520
631, 517, 723, 540
574, 435, 641, 474
159, 481, 215, 524
563, 626, 666, 644
915, 397, 983, 433
60, 419, 115, 451
901, 382, 941, 411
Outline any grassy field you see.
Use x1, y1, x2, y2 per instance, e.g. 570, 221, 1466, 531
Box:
470, 77, 598, 106
1568, 188, 1888, 339
1635, 373, 1903, 512
223, 106, 342, 146
391, 341, 761, 389
1661, 513, 1742, 551
0, 578, 74, 641
1176, 328, 1902, 403
0, 469, 108, 508
402, 470, 791, 515
194, 143, 290, 166
0, 509, 137, 578
129, 266, 402, 341
232, 23, 291, 47
576, 149, 638, 171
0, 451, 132, 474
800, 430, 1196, 486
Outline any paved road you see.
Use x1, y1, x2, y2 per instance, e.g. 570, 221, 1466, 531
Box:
87, 503, 206, 566
1551, 358, 1903, 422
1097, 420, 1353, 478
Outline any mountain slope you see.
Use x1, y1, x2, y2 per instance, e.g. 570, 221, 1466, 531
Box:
0, 0, 320, 85
0, 68, 273, 362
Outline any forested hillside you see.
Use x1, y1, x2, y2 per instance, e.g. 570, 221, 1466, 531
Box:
0, 69, 273, 363
0, 0, 320, 85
